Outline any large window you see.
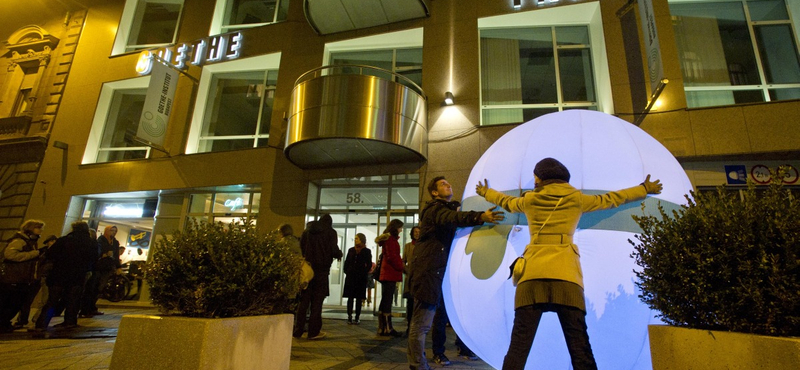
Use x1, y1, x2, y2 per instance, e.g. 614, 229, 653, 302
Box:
478, 2, 610, 126
186, 53, 281, 154
330, 48, 423, 88
210, 0, 289, 34
113, 0, 184, 55
671, 0, 800, 108
196, 70, 276, 152
480, 26, 597, 125
186, 190, 260, 226
84, 77, 152, 164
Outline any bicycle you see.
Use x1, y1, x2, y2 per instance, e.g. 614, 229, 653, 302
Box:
101, 273, 132, 302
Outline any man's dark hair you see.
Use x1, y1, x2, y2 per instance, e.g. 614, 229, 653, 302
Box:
427, 176, 447, 198
71, 221, 89, 234
278, 223, 294, 237
409, 226, 420, 240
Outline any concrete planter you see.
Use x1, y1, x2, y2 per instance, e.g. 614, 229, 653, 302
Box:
649, 325, 800, 370
110, 313, 293, 370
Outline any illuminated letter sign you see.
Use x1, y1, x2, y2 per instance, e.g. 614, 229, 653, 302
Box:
136, 32, 243, 76
224, 197, 245, 211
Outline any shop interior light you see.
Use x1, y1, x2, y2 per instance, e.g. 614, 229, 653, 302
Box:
103, 204, 144, 218
444, 91, 455, 106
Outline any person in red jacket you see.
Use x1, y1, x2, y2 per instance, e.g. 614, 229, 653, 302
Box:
375, 219, 405, 337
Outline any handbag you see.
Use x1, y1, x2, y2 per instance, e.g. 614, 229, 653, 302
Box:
300, 259, 314, 290
374, 253, 384, 283
509, 197, 563, 287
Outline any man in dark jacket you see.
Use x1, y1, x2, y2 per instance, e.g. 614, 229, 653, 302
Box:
293, 214, 342, 340
35, 221, 98, 330
407, 176, 504, 370
80, 225, 118, 317
0, 220, 45, 332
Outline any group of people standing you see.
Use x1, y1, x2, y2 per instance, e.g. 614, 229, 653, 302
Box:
0, 220, 126, 332
286, 157, 664, 370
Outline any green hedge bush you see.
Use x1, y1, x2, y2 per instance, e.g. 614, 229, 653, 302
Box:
631, 170, 800, 337
146, 219, 303, 318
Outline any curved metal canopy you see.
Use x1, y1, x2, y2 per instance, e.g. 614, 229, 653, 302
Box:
304, 0, 429, 35
285, 65, 427, 169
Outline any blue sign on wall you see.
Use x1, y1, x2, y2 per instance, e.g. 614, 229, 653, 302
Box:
725, 165, 747, 185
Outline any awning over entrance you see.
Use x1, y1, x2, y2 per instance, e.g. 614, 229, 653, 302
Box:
303, 0, 429, 35
285, 65, 427, 170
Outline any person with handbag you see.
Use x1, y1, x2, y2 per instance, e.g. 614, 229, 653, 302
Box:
342, 233, 371, 325
293, 214, 342, 340
0, 219, 46, 333
475, 157, 662, 370
407, 176, 505, 370
375, 219, 405, 337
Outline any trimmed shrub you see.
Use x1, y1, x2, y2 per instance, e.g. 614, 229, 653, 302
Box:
631, 169, 800, 337
146, 219, 303, 318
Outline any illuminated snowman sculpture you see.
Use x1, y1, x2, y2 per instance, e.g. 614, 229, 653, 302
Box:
444, 110, 693, 370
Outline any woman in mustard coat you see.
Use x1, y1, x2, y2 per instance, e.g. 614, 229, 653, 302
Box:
476, 157, 662, 370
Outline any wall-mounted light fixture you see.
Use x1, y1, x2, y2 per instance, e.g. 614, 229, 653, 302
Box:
444, 91, 455, 106
53, 141, 68, 150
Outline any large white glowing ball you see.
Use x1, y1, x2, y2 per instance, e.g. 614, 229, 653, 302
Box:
444, 110, 692, 370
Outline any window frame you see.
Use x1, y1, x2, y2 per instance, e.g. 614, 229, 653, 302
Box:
112, 0, 185, 56
83, 77, 153, 164
670, 0, 800, 108
477, 1, 611, 126
328, 46, 423, 87
186, 53, 281, 154
185, 190, 261, 227
209, 0, 289, 35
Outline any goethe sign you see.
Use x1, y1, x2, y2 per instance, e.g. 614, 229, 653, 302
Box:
136, 32, 243, 75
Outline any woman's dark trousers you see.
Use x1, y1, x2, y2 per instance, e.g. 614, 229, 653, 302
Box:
502, 303, 597, 370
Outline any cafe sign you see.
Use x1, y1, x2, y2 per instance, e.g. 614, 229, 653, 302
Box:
136, 31, 243, 76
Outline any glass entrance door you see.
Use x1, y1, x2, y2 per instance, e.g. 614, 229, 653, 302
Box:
328, 211, 417, 314
308, 174, 420, 316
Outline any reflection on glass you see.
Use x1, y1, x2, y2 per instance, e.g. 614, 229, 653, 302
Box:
769, 88, 800, 101
189, 194, 212, 213
671, 2, 758, 87
556, 26, 589, 46
250, 193, 261, 213
480, 26, 596, 126
747, 0, 789, 21
199, 70, 275, 153
558, 49, 595, 102
228, 0, 277, 25
128, 1, 182, 49
754, 25, 800, 84
97, 89, 148, 163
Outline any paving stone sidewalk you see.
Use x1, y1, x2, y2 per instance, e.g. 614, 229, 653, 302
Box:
0, 307, 495, 370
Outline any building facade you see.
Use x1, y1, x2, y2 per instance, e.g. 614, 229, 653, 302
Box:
3, 0, 800, 308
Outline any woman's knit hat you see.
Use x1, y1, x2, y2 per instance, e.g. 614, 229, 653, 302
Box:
533, 157, 570, 182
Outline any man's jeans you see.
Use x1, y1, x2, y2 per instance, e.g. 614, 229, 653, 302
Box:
407, 300, 436, 370
502, 304, 597, 370
432, 298, 470, 356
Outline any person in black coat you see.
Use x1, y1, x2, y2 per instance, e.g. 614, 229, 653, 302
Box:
35, 221, 98, 330
407, 176, 504, 370
342, 233, 371, 325
293, 214, 342, 340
